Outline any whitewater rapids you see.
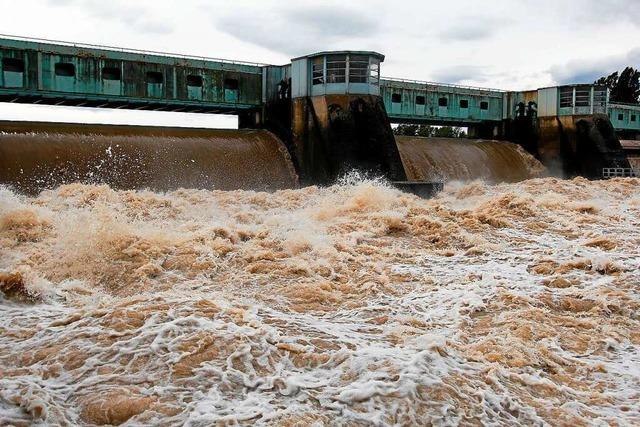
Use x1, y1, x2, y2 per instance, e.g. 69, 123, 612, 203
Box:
1, 177, 639, 426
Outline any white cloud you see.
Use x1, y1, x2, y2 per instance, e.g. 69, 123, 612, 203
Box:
0, 0, 638, 124
549, 47, 640, 85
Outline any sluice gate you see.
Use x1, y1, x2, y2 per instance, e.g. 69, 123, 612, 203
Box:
0, 123, 297, 195
396, 137, 544, 183
0, 34, 639, 194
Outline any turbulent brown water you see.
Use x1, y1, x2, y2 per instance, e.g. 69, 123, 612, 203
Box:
1, 176, 639, 426
0, 129, 298, 194
396, 136, 546, 182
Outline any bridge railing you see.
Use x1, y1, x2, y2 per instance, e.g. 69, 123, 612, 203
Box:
381, 77, 506, 94
0, 33, 269, 67
602, 168, 639, 178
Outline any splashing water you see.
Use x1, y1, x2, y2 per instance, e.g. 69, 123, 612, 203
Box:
1, 177, 639, 426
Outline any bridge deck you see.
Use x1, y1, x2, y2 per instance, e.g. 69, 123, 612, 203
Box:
1, 35, 638, 132
0, 35, 264, 114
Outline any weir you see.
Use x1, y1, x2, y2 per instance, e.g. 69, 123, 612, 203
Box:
396, 137, 544, 183
0, 123, 298, 194
0, 34, 639, 193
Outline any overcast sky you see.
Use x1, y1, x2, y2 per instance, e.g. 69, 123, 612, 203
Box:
0, 0, 638, 126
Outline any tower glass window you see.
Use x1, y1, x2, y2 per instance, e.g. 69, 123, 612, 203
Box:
559, 87, 573, 108
326, 54, 346, 83
312, 56, 324, 85
369, 58, 380, 85
575, 86, 591, 107
348, 55, 369, 83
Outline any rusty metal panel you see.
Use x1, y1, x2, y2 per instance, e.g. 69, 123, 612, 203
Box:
0, 35, 264, 113
380, 78, 504, 125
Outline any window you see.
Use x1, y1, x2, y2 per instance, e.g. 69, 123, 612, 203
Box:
416, 95, 426, 105
55, 63, 75, 77
438, 97, 448, 107
594, 88, 607, 107
460, 99, 469, 109
224, 78, 239, 90
392, 93, 402, 103
369, 58, 380, 85
631, 115, 637, 122
618, 113, 624, 121
575, 86, 591, 107
146, 71, 163, 84
312, 56, 324, 85
326, 54, 346, 83
559, 87, 573, 108
348, 55, 369, 83
2, 58, 24, 73
187, 75, 203, 87
480, 101, 489, 110
101, 67, 121, 81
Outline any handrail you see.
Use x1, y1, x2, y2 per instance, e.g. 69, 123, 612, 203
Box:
609, 102, 640, 109
0, 33, 269, 67
381, 76, 506, 93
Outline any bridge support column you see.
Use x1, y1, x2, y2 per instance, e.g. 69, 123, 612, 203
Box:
238, 110, 263, 129
292, 94, 406, 185
468, 123, 500, 139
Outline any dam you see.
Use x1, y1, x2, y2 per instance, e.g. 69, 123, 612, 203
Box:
0, 34, 638, 192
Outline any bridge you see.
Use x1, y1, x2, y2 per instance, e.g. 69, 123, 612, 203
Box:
0, 34, 639, 135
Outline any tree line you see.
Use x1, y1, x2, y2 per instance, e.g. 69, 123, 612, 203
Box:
595, 66, 639, 105
392, 124, 467, 137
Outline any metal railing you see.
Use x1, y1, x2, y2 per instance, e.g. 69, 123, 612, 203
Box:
602, 168, 639, 178
381, 77, 506, 94
0, 33, 269, 67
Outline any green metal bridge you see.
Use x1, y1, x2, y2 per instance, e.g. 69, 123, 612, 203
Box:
1, 34, 639, 133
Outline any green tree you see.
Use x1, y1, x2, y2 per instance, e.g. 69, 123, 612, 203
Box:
595, 67, 640, 104
393, 124, 467, 138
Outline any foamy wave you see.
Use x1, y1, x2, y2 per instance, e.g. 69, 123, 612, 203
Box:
1, 178, 639, 425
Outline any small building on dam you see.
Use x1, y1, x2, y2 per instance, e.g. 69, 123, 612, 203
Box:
0, 34, 639, 186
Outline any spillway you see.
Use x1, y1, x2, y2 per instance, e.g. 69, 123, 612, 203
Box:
396, 136, 545, 183
0, 123, 298, 195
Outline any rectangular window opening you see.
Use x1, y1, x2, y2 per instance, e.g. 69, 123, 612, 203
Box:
480, 101, 489, 110
312, 57, 324, 85
575, 86, 591, 107
101, 67, 121, 81
369, 58, 380, 85
2, 57, 24, 73
438, 97, 448, 107
416, 95, 426, 105
187, 75, 203, 87
55, 62, 75, 77
559, 87, 573, 108
224, 78, 239, 90
348, 55, 369, 84
392, 93, 402, 103
631, 115, 637, 122
618, 113, 624, 121
460, 99, 469, 109
146, 71, 163, 84
326, 54, 346, 84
